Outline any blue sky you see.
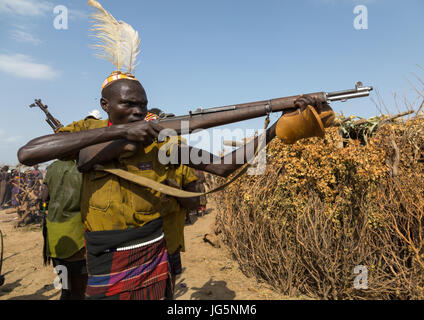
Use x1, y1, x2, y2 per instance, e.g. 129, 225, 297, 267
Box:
0, 0, 423, 165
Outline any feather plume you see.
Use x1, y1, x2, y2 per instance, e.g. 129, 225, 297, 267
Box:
88, 0, 141, 73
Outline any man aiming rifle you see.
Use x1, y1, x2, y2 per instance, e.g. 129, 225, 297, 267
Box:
17, 0, 372, 300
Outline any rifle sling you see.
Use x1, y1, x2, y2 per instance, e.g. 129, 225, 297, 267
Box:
95, 165, 250, 198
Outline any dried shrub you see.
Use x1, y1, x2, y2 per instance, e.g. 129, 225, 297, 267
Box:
212, 115, 424, 299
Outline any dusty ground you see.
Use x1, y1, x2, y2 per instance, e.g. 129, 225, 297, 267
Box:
0, 201, 286, 300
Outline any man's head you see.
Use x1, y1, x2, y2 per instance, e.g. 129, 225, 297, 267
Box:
100, 79, 148, 125
1, 166, 8, 172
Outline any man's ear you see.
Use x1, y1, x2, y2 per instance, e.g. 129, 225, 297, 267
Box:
100, 97, 109, 113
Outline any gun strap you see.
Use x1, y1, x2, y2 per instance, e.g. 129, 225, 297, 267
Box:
95, 114, 271, 198
96, 163, 250, 198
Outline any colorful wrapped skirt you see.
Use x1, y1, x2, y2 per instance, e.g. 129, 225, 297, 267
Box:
84, 219, 173, 300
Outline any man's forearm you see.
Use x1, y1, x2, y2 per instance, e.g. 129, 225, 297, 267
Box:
176, 181, 200, 210
77, 140, 139, 172
76, 122, 276, 174
18, 125, 126, 166
183, 121, 277, 177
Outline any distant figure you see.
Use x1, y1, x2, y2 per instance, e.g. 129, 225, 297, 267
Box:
34, 165, 43, 198
147, 108, 165, 118
32, 164, 43, 182
194, 170, 207, 216
10, 170, 20, 208
0, 166, 9, 208
85, 109, 102, 120
27, 165, 43, 201
1, 169, 12, 208
42, 160, 87, 300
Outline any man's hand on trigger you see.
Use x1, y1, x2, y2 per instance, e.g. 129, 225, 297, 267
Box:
125, 121, 164, 147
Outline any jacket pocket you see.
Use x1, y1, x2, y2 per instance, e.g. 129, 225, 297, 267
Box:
86, 170, 113, 212
130, 184, 159, 214
129, 169, 162, 214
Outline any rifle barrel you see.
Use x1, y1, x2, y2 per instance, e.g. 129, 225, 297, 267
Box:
327, 91, 372, 102
155, 82, 373, 134
326, 82, 373, 102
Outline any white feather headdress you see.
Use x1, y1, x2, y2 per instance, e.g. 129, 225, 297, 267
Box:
88, 0, 141, 75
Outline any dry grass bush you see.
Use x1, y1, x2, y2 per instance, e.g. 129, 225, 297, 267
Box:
210, 115, 424, 299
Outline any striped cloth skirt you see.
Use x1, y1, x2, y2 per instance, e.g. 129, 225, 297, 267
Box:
84, 220, 173, 300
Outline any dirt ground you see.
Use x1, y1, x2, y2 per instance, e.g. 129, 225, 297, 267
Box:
0, 200, 287, 300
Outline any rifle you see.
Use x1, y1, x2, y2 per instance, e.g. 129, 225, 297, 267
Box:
29, 99, 63, 132
77, 81, 373, 172
151, 81, 373, 134
95, 81, 373, 197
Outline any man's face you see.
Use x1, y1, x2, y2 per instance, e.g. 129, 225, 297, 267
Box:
101, 79, 148, 125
